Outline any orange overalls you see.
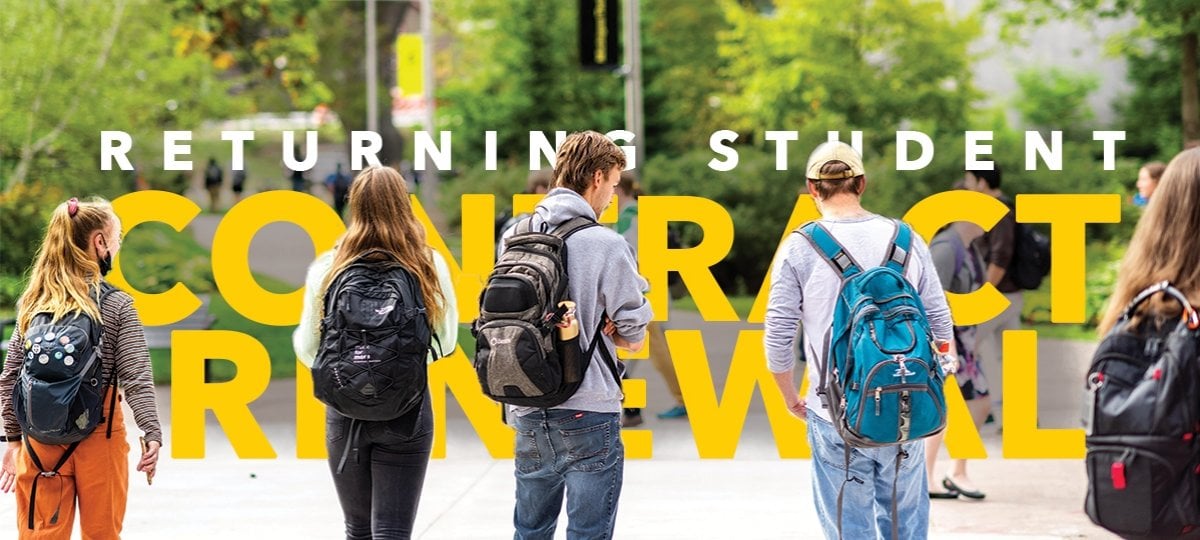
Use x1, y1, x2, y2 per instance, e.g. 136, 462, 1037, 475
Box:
14, 391, 130, 539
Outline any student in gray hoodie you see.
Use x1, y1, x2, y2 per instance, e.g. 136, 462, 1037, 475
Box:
500, 131, 653, 540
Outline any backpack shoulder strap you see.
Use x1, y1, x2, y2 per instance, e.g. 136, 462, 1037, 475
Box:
797, 222, 861, 279
580, 316, 623, 390
514, 215, 533, 235
883, 220, 913, 273
552, 216, 599, 241
94, 282, 117, 309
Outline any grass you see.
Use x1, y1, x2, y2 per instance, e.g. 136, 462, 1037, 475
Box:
148, 272, 301, 384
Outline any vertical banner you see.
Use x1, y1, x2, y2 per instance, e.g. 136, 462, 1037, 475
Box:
579, 0, 621, 70
395, 34, 426, 128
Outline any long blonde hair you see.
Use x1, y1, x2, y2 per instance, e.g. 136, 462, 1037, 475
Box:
17, 198, 116, 334
320, 166, 444, 326
1099, 149, 1200, 334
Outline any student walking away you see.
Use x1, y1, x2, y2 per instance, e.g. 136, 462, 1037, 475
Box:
924, 220, 992, 500
1085, 148, 1200, 537
764, 141, 955, 540
231, 167, 247, 204
496, 170, 553, 259
0, 197, 162, 538
289, 145, 308, 193
614, 172, 685, 428
204, 157, 224, 212
962, 165, 1048, 418
1133, 161, 1165, 208
477, 131, 652, 540
324, 163, 353, 218
293, 166, 458, 540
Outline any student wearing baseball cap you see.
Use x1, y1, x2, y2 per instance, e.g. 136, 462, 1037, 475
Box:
765, 141, 954, 539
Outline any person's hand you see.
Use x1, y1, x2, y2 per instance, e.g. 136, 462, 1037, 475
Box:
785, 398, 807, 420
601, 319, 643, 352
137, 440, 160, 477
1, 442, 20, 493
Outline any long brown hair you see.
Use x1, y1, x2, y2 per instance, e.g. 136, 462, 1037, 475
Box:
320, 166, 444, 326
1099, 149, 1200, 334
17, 198, 116, 334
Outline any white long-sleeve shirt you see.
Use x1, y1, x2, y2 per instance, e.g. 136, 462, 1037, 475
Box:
763, 214, 953, 422
293, 249, 459, 368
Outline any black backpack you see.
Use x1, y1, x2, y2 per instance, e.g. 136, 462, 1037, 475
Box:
1083, 281, 1200, 538
1003, 199, 1051, 290
473, 216, 620, 408
13, 283, 120, 530
312, 250, 439, 424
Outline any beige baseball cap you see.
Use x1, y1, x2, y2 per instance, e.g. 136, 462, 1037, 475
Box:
805, 141, 865, 180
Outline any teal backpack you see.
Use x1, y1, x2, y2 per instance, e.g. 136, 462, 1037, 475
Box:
799, 219, 948, 538
800, 219, 947, 446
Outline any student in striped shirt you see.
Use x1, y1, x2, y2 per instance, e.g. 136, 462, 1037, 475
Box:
0, 197, 162, 538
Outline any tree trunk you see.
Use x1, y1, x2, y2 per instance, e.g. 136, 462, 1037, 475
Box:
1182, 13, 1200, 145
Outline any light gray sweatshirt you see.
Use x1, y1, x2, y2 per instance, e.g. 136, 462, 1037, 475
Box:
501, 187, 654, 415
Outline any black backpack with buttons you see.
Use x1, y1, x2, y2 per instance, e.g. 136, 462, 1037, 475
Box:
13, 283, 118, 446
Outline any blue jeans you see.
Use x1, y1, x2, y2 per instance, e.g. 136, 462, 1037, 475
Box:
808, 414, 929, 540
513, 409, 623, 540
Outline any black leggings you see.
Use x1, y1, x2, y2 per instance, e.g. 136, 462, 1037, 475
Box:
326, 395, 433, 540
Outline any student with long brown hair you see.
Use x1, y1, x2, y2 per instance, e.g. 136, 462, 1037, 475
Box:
1100, 149, 1200, 334
294, 165, 458, 540
0, 197, 162, 538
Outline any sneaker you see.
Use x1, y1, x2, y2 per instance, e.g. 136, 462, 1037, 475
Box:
656, 405, 687, 419
621, 413, 644, 428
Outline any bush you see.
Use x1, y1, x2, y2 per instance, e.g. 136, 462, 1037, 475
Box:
119, 222, 215, 295
439, 164, 537, 230
0, 182, 64, 277
0, 274, 26, 314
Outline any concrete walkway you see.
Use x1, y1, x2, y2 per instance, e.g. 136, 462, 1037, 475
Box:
0, 317, 1113, 539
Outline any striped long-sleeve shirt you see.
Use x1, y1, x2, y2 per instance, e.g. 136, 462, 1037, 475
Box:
1, 287, 163, 444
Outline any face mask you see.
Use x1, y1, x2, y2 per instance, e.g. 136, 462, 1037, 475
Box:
1133, 193, 1148, 208
99, 249, 113, 277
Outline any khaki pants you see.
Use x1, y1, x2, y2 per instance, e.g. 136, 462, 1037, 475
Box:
646, 321, 683, 406
16, 393, 130, 539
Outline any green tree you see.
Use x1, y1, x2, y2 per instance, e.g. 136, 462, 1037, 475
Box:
989, 0, 1200, 145
1014, 67, 1100, 134
167, 1, 425, 165
640, 1, 733, 155
436, 0, 624, 166
1, 0, 238, 194
716, 0, 980, 145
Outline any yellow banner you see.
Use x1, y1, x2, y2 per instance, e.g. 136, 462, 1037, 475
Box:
396, 34, 423, 97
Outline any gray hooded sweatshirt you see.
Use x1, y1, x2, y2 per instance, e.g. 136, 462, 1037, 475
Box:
501, 187, 654, 415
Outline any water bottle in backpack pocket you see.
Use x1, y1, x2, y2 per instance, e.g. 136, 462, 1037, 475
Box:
1083, 281, 1200, 538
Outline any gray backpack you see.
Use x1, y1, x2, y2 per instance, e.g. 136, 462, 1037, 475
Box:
472, 216, 619, 407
